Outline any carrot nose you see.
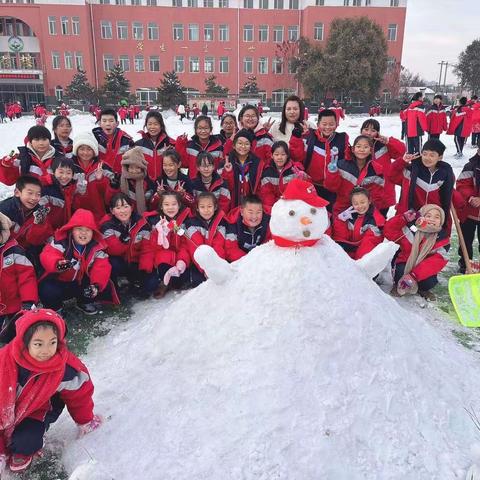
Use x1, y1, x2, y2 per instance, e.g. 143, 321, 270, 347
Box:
300, 216, 312, 226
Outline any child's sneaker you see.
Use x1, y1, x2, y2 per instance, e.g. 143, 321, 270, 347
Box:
76, 303, 98, 315
9, 453, 33, 472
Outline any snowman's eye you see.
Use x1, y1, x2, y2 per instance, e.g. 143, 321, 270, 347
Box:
289, 210, 295, 216
310, 208, 317, 215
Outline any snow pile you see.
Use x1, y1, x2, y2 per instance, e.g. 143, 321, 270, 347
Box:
62, 237, 480, 479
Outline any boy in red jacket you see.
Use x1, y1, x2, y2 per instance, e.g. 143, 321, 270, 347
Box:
404, 92, 427, 154
39, 209, 118, 315
426, 94, 448, 141
447, 97, 473, 157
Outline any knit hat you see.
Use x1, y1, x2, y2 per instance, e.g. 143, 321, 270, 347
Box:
0, 212, 12, 245
121, 147, 148, 171
282, 178, 329, 208
120, 147, 148, 214
233, 128, 255, 145
72, 132, 99, 157
418, 204, 445, 231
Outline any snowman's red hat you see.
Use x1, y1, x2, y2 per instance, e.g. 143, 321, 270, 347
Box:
282, 179, 329, 208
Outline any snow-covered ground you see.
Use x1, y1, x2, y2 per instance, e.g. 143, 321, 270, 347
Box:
2, 112, 480, 479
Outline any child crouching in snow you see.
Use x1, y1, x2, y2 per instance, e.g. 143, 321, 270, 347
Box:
385, 204, 450, 301
0, 309, 101, 474
146, 192, 191, 299
333, 187, 384, 260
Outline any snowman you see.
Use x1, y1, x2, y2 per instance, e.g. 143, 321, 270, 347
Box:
195, 178, 399, 284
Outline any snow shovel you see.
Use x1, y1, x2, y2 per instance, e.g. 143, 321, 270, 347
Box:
448, 206, 480, 327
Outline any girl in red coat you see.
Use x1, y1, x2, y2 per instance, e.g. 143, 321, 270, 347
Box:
385, 204, 449, 301
0, 309, 101, 474
147, 192, 191, 298
39, 209, 118, 315
134, 110, 174, 180
51, 115, 73, 158
447, 97, 473, 157
403, 92, 427, 154
333, 187, 385, 260
185, 192, 227, 286
426, 94, 448, 141
218, 113, 238, 144
100, 193, 158, 297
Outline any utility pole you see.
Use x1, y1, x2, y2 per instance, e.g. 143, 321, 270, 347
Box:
443, 62, 449, 92
438, 61, 445, 92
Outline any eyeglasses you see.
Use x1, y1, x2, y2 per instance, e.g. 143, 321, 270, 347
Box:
235, 142, 251, 147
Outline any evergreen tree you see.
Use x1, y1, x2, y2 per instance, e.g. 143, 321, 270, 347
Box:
290, 37, 324, 99
455, 39, 480, 94
240, 76, 259, 95
157, 71, 186, 109
204, 75, 229, 96
64, 69, 97, 104
102, 64, 131, 106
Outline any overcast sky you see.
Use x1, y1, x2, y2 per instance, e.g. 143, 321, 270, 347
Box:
402, 0, 479, 84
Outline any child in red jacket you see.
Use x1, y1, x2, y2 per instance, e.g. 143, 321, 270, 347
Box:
333, 187, 385, 260
403, 92, 427, 154
384, 204, 449, 301
147, 192, 191, 298
0, 309, 101, 474
185, 192, 227, 286
447, 97, 473, 157
39, 209, 118, 315
100, 193, 157, 297
426, 94, 448, 141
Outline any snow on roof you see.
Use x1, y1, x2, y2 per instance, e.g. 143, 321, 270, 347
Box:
403, 86, 436, 95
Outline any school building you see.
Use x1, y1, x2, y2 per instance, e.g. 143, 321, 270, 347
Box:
0, 0, 407, 109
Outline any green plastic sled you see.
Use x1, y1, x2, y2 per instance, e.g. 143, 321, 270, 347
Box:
449, 273, 480, 327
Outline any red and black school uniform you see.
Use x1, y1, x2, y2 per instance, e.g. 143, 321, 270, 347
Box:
149, 171, 195, 211
384, 213, 450, 291
456, 152, 480, 270
0, 144, 61, 186
39, 209, 119, 310
100, 212, 158, 295
403, 100, 427, 154
330, 104, 345, 124
51, 136, 73, 159
92, 126, 133, 174
185, 210, 227, 285
426, 104, 448, 140
223, 128, 273, 165
146, 208, 192, 289
332, 205, 385, 260
221, 152, 264, 208
471, 101, 480, 146
224, 208, 271, 262
191, 172, 231, 213
259, 160, 298, 208
289, 128, 350, 205
176, 134, 224, 179
447, 105, 473, 155
134, 131, 175, 180
105, 176, 156, 214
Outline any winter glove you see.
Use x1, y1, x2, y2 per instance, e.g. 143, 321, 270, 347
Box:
56, 259, 76, 271
338, 206, 355, 222
291, 123, 303, 138
77, 414, 103, 438
33, 205, 50, 225
21, 302, 36, 311
415, 216, 429, 230
119, 231, 130, 243
75, 173, 88, 195
0, 454, 6, 474
155, 218, 170, 249
396, 273, 418, 296
110, 173, 121, 189
327, 146, 339, 173
292, 164, 310, 181
1, 151, 17, 168
403, 209, 418, 223
83, 284, 99, 299
163, 260, 186, 286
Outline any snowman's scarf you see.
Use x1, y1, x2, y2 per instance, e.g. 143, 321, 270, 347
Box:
272, 235, 318, 248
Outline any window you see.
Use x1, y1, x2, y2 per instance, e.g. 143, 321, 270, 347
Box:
219, 57, 229, 73
61, 16, 69, 35
188, 0, 198, 6
119, 55, 130, 71
172, 0, 182, 5
100, 0, 111, 4
273, 0, 283, 8
116, 0, 126, 4
55, 87, 63, 101
219, 24, 229, 42
273, 25, 283, 42
188, 56, 199, 72
204, 0, 213, 6
388, 24, 397, 41
149, 56, 160, 71
218, 0, 228, 6
134, 55, 145, 71
244, 0, 253, 7
204, 56, 214, 73
258, 57, 268, 74
343, 0, 349, 5
288, 0, 298, 8
188, 24, 199, 41
243, 57, 253, 74
101, 21, 112, 39
148, 23, 159, 40
352, 0, 361, 5
258, 25, 268, 42
64, 51, 73, 69
204, 24, 214, 41
314, 22, 324, 40
48, 16, 56, 35
103, 54, 114, 71
117, 21, 128, 40
132, 22, 143, 40
243, 25, 253, 42
259, 0, 268, 7
272, 89, 293, 107
136, 89, 158, 105
72, 17, 80, 35
365, 0, 371, 4
273, 58, 283, 74
315, 0, 324, 4
288, 59, 295, 74
173, 24, 184, 41
288, 25, 298, 41
74, 52, 83, 70
390, 0, 399, 5
132, 0, 141, 5
147, 0, 157, 5
51, 51, 60, 69
174, 56, 184, 72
